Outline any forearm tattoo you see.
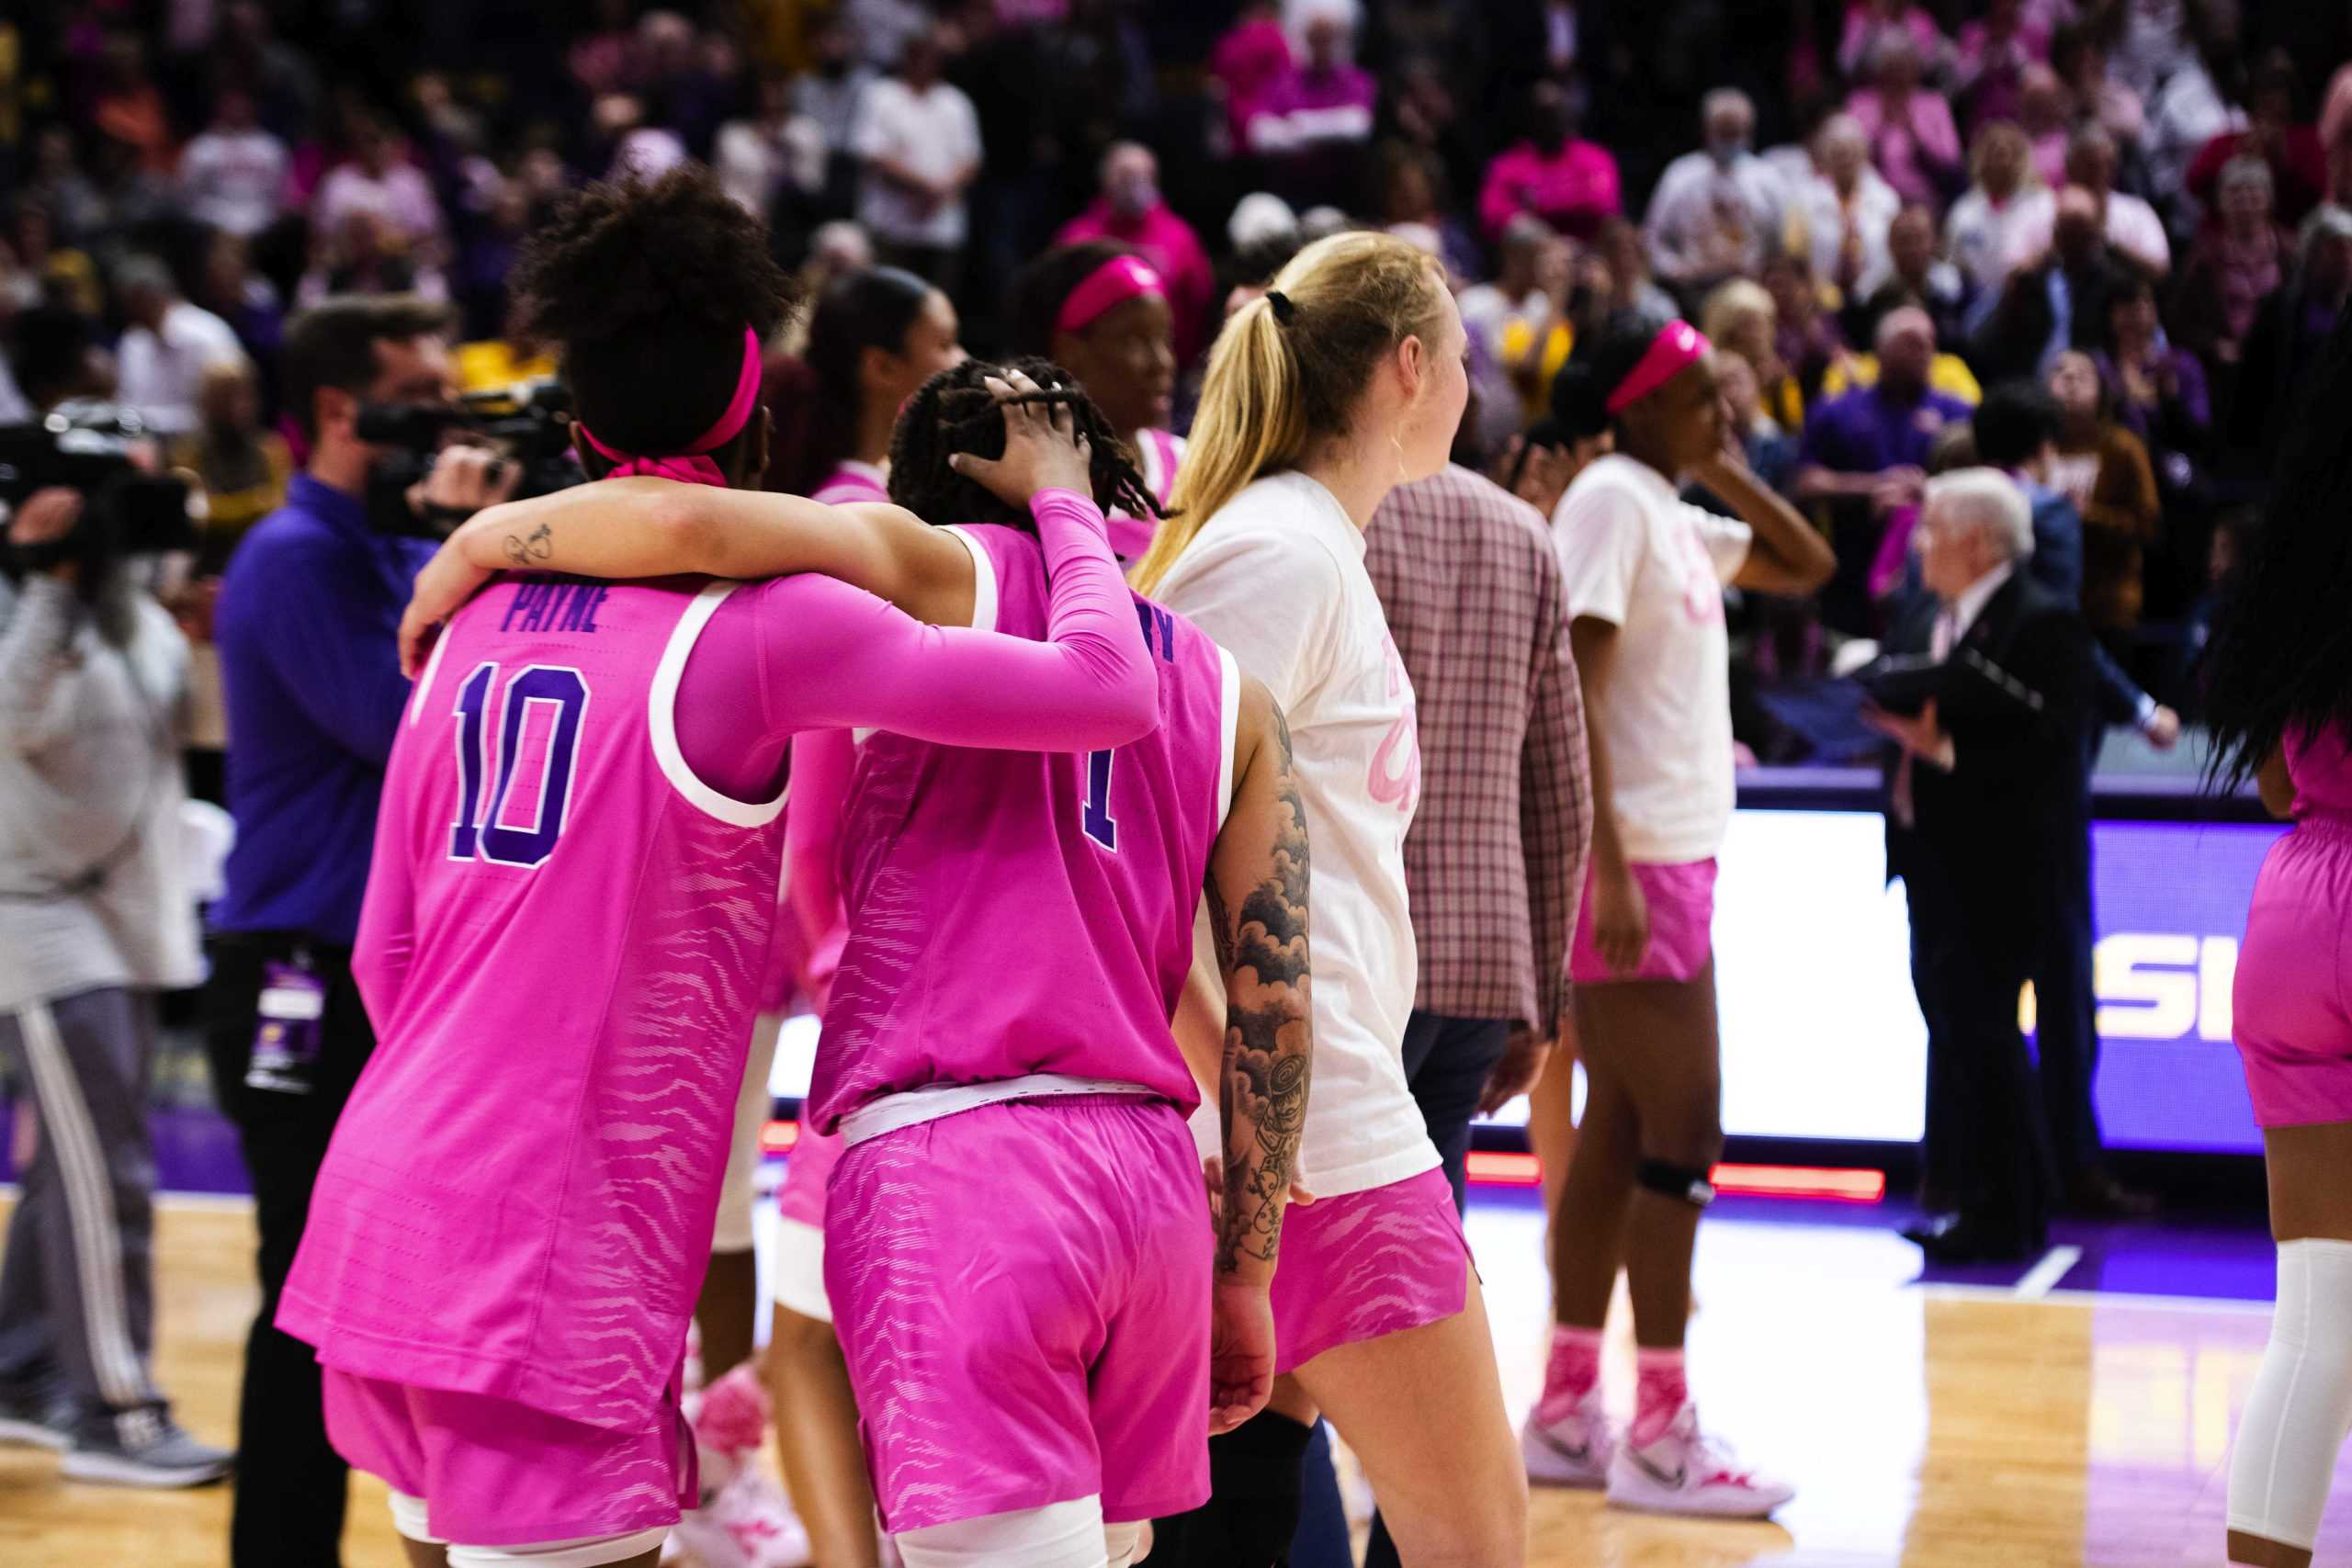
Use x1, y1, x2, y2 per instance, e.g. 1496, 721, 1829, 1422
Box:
503, 522, 553, 567
1215, 708, 1313, 1277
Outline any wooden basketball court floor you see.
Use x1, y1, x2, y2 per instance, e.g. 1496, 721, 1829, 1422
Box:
2, 1187, 2339, 1568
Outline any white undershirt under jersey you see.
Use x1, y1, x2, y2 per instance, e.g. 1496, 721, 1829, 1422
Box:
1552, 454, 1752, 866
1154, 469, 1441, 1199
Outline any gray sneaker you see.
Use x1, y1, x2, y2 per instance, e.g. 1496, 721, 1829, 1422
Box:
0, 1382, 75, 1453
62, 1406, 232, 1487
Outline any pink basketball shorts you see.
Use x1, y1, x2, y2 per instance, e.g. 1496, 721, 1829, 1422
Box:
2234, 820, 2352, 1127
322, 1368, 695, 1548
1268, 1164, 1472, 1376
1569, 857, 1718, 984
823, 1094, 1212, 1533
775, 1118, 845, 1230
771, 1120, 845, 1323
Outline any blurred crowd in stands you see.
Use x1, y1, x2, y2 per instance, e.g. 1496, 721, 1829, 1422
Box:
5, 0, 2349, 760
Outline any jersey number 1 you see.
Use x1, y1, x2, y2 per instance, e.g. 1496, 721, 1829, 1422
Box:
1081, 747, 1117, 852
448, 661, 592, 868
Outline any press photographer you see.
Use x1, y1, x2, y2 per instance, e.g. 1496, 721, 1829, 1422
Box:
199, 294, 522, 1567
0, 437, 229, 1483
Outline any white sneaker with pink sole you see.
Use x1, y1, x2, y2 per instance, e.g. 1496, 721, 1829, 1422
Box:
1605, 1402, 1793, 1518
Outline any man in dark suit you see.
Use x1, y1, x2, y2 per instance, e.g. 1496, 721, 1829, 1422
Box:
1871, 468, 2088, 1262
1974, 385, 2175, 1218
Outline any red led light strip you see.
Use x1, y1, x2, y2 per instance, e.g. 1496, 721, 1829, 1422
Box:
1460, 1150, 1884, 1203
771, 1123, 1885, 1205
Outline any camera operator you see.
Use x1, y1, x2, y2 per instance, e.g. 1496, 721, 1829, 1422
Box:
0, 483, 230, 1484
202, 294, 517, 1567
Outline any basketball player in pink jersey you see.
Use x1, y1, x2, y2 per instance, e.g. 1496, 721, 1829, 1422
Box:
408, 355, 1317, 1568
816, 356, 1314, 1567
277, 169, 1160, 1568
1011, 243, 1186, 563
781, 266, 963, 506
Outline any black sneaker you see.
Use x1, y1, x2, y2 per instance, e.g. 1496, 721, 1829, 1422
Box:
0, 1382, 75, 1452
61, 1405, 232, 1487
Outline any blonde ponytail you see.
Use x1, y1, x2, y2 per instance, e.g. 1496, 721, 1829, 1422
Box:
1132, 295, 1303, 593
1130, 230, 1450, 597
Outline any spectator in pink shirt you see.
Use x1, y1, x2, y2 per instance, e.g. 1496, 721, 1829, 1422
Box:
1477, 79, 1621, 245
1838, 0, 1949, 83
1211, 2, 1294, 157
1953, 0, 2050, 129
1054, 142, 1216, 367
1248, 8, 1378, 202
312, 115, 443, 260
2019, 62, 2075, 191
1849, 33, 1962, 208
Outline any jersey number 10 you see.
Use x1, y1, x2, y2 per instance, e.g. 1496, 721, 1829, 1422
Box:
447, 661, 592, 868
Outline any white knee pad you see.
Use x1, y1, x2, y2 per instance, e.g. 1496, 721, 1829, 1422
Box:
2228, 1238, 2352, 1551
894, 1497, 1108, 1568
1103, 1518, 1148, 1567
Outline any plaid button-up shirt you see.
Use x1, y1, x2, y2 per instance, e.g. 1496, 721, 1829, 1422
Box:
1366, 465, 1591, 1039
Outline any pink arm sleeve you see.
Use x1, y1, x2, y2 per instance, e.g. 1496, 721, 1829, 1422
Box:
785, 728, 854, 948
673, 489, 1155, 790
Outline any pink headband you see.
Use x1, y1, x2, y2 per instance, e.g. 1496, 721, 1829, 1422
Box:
576, 325, 763, 487
1055, 255, 1167, 338
1604, 320, 1713, 415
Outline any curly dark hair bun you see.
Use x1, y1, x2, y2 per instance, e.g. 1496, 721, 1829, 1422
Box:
513, 166, 799, 458
888, 355, 1164, 532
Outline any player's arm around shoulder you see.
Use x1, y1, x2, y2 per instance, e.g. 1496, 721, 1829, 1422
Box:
1207, 674, 1313, 1279
1200, 671, 1313, 1432
400, 372, 1090, 674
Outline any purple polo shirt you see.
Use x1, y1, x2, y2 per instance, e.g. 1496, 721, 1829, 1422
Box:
1797, 383, 1975, 479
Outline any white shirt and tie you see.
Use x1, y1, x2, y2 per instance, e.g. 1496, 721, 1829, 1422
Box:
1935, 561, 2014, 660
1893, 562, 2013, 826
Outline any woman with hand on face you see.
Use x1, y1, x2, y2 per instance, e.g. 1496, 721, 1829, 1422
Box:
1522, 310, 1833, 1518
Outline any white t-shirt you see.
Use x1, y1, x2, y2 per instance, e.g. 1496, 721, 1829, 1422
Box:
852, 78, 982, 249
1552, 455, 1751, 865
1945, 186, 2058, 292
1155, 470, 1441, 1200
179, 128, 288, 237
116, 301, 248, 435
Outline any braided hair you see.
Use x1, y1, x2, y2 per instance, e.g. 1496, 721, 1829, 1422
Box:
887, 355, 1163, 531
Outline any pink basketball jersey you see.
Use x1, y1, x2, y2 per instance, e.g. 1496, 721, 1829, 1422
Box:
806, 524, 1238, 1130
811, 462, 891, 507
279, 571, 786, 1432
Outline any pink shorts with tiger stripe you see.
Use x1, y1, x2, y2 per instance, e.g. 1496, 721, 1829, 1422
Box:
771, 1120, 845, 1323
823, 1095, 1212, 1532
322, 1368, 695, 1547
1569, 858, 1718, 985
1268, 1165, 1472, 1375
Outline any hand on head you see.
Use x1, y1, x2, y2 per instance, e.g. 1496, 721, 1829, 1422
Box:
946, 368, 1095, 506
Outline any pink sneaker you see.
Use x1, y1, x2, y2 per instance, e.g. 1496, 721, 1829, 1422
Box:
692, 1363, 771, 1461
672, 1467, 812, 1568
1521, 1387, 1614, 1488
1605, 1402, 1792, 1518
